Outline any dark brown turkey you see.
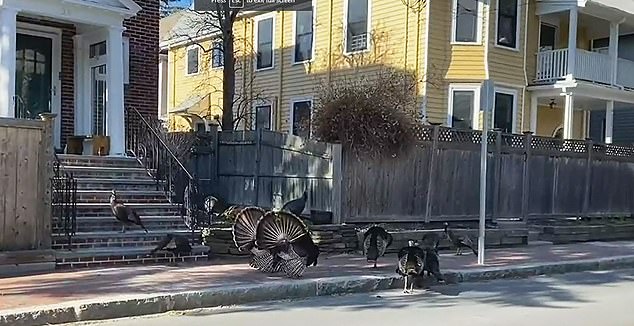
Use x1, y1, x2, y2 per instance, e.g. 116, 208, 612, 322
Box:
109, 190, 148, 233
255, 210, 319, 278
363, 225, 393, 268
149, 233, 192, 265
232, 206, 282, 273
281, 191, 308, 217
443, 222, 477, 256
396, 240, 425, 294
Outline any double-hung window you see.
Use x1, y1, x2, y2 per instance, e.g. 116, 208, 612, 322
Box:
211, 40, 224, 68
493, 88, 517, 133
256, 15, 274, 70
497, 0, 519, 49
452, 0, 481, 44
345, 0, 370, 53
186, 46, 199, 75
291, 99, 312, 138
294, 9, 314, 62
448, 84, 480, 129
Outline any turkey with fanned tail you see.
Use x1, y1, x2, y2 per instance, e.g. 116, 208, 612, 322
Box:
363, 225, 393, 268
255, 211, 319, 278
396, 240, 426, 294
232, 207, 281, 273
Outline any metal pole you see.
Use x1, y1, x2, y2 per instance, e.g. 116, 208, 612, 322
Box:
478, 109, 488, 265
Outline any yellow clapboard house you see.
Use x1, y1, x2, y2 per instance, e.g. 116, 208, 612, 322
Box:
159, 0, 634, 144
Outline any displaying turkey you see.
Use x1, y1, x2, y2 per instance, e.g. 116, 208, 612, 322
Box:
255, 210, 319, 278
422, 247, 444, 283
232, 207, 281, 273
149, 233, 192, 265
443, 222, 477, 256
363, 225, 393, 268
396, 240, 426, 294
281, 191, 308, 217
109, 190, 148, 233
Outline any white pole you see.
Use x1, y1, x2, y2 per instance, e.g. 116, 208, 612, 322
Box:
478, 80, 493, 265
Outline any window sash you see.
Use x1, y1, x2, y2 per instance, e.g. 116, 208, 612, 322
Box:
494, 92, 515, 133
292, 100, 312, 137
497, 0, 518, 48
257, 18, 274, 69
187, 48, 199, 74
454, 0, 478, 43
345, 0, 369, 52
451, 90, 475, 129
254, 105, 272, 130
295, 10, 313, 62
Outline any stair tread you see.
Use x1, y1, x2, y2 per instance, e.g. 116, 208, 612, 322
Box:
70, 202, 178, 207
58, 154, 138, 161
62, 166, 147, 172
72, 189, 165, 194
75, 178, 160, 184
53, 229, 197, 238
53, 215, 184, 220
55, 245, 209, 258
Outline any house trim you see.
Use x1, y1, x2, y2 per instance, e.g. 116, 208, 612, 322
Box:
254, 12, 276, 72
448, 83, 481, 128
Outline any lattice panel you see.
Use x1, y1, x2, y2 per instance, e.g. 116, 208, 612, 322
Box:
605, 144, 634, 158
561, 140, 588, 153
500, 134, 525, 149
438, 128, 482, 144
531, 136, 563, 151
413, 125, 434, 142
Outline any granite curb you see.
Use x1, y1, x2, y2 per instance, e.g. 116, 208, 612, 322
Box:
3, 254, 634, 326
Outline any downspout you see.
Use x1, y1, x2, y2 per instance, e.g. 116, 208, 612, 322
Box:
404, 4, 410, 70
420, 0, 429, 121
278, 11, 285, 131
483, 0, 490, 80
522, 0, 530, 132
327, 0, 333, 84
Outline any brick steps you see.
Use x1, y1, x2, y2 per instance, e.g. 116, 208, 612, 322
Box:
52, 154, 200, 269
52, 230, 201, 250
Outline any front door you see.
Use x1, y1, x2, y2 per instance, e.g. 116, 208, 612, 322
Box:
15, 33, 53, 119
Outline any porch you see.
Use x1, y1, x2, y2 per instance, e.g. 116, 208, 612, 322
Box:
534, 0, 634, 89
0, 0, 140, 155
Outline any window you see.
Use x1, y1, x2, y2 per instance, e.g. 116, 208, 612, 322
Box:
497, 0, 519, 49
256, 16, 274, 70
89, 41, 106, 58
211, 40, 224, 68
345, 0, 369, 53
291, 99, 312, 138
452, 0, 480, 43
539, 23, 557, 51
251, 104, 272, 130
493, 89, 517, 133
186, 46, 199, 75
448, 85, 480, 129
294, 9, 314, 62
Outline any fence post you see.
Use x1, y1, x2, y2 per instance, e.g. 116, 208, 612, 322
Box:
521, 131, 533, 222
582, 138, 593, 215
254, 128, 263, 207
424, 125, 440, 223
331, 144, 343, 224
492, 130, 502, 220
39, 113, 56, 249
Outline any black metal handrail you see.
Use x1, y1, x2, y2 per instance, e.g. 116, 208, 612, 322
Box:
125, 107, 204, 230
51, 152, 77, 250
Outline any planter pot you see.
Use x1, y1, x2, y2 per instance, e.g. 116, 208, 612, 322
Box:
92, 135, 110, 156
66, 136, 86, 155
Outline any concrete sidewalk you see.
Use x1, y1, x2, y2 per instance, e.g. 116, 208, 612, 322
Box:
2, 241, 634, 325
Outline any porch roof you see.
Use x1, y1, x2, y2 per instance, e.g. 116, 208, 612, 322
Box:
2, 0, 142, 26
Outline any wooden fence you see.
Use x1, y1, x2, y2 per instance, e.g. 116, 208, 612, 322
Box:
0, 117, 53, 252
189, 129, 342, 223
341, 126, 634, 223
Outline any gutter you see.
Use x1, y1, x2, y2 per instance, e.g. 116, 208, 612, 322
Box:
522, 0, 530, 131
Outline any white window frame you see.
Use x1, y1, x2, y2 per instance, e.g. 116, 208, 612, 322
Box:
252, 101, 275, 131
292, 3, 316, 64
289, 97, 314, 137
495, 0, 521, 51
254, 13, 276, 71
343, 0, 372, 55
185, 45, 200, 76
210, 39, 224, 69
493, 86, 519, 133
447, 84, 481, 128
451, 0, 483, 45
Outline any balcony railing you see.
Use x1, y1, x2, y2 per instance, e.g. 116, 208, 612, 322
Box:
535, 48, 634, 89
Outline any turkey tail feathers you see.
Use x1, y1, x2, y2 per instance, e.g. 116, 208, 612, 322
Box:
255, 211, 310, 250
232, 207, 266, 251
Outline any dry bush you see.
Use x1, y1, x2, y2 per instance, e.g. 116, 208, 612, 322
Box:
313, 68, 420, 158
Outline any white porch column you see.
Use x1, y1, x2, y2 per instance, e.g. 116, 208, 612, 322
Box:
566, 8, 578, 79
530, 93, 538, 133
605, 100, 614, 144
0, 7, 18, 118
609, 22, 620, 85
563, 93, 574, 139
106, 25, 126, 156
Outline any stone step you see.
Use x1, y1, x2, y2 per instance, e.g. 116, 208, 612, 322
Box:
57, 154, 141, 168
64, 190, 168, 203
74, 178, 163, 191
52, 230, 201, 250
61, 166, 153, 180
58, 203, 182, 217
52, 215, 189, 233
55, 245, 210, 269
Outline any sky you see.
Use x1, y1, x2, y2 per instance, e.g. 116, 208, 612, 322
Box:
168, 0, 191, 8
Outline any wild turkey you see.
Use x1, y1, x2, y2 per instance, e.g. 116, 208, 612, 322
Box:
422, 247, 444, 283
421, 232, 442, 252
281, 191, 308, 217
443, 222, 477, 256
232, 206, 281, 273
396, 240, 426, 294
109, 190, 148, 233
363, 225, 393, 268
149, 233, 192, 265
255, 210, 319, 278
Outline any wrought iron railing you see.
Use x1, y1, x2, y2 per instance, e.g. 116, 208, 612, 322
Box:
125, 107, 206, 230
51, 153, 77, 249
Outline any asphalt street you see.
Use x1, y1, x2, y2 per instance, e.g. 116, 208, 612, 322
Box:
68, 268, 634, 326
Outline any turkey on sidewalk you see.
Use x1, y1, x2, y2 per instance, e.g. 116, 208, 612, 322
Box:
422, 247, 445, 283
443, 222, 477, 256
396, 240, 426, 294
149, 233, 192, 265
232, 206, 282, 273
363, 225, 393, 268
109, 190, 148, 233
255, 210, 319, 278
